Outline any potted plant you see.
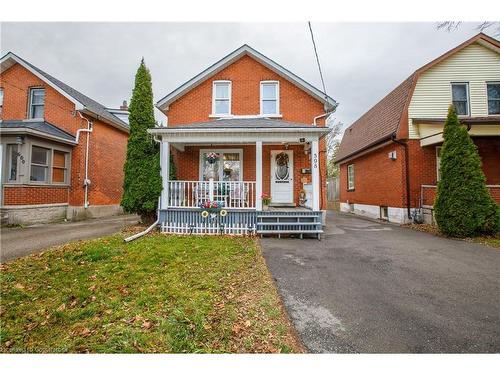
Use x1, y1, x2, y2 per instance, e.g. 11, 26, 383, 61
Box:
261, 194, 271, 211
199, 200, 225, 219
298, 189, 307, 206
205, 152, 219, 164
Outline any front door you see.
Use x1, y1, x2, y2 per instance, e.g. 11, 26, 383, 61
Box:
270, 150, 294, 204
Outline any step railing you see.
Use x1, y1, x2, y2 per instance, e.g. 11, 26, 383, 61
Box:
167, 180, 256, 209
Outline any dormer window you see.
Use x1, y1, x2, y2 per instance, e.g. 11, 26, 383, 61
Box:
29, 88, 45, 119
212, 81, 231, 116
260, 81, 279, 116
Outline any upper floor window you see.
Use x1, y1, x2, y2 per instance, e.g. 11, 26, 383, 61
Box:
347, 164, 355, 190
212, 81, 231, 115
260, 81, 279, 115
29, 88, 45, 119
0, 88, 4, 116
487, 82, 500, 115
451, 83, 469, 116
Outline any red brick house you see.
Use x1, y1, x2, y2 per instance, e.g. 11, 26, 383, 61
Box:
0, 52, 129, 224
336, 33, 500, 224
150, 45, 336, 237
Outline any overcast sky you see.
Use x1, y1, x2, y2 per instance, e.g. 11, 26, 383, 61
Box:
0, 22, 490, 129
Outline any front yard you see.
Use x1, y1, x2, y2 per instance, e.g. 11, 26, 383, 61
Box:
0, 233, 302, 353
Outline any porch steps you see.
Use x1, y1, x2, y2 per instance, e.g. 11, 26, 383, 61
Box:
256, 210, 323, 240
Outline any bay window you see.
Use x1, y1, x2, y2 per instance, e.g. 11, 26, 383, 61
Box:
29, 145, 69, 183
7, 144, 19, 182
30, 146, 49, 182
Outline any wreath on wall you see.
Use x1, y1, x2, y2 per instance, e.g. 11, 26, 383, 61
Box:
276, 152, 289, 166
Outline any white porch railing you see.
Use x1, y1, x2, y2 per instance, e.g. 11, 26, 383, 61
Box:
167, 180, 256, 209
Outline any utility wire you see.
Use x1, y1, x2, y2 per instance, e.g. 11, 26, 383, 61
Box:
308, 21, 329, 102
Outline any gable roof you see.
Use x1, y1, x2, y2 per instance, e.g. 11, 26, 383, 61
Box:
156, 44, 337, 112
158, 117, 331, 130
0, 52, 129, 132
336, 33, 500, 163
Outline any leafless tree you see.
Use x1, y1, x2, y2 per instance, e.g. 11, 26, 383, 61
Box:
325, 116, 343, 178
437, 21, 500, 36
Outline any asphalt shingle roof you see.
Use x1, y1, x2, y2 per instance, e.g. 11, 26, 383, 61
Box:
0, 120, 76, 142
336, 74, 415, 162
169, 118, 321, 129
9, 53, 128, 130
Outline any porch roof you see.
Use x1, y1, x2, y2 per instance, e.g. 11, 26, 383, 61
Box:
0, 120, 77, 144
148, 118, 330, 143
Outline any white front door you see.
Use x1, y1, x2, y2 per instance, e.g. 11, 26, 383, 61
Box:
270, 150, 294, 204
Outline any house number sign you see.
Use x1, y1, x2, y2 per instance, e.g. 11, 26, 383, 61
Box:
312, 153, 318, 169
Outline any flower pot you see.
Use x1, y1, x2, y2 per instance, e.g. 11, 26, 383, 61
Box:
263, 204, 269, 211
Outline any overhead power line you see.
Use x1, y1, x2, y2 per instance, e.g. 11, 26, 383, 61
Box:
308, 21, 329, 102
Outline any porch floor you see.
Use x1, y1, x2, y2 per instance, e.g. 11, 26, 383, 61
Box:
266, 206, 311, 212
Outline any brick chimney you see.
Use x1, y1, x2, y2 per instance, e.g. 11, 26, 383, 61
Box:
120, 100, 128, 111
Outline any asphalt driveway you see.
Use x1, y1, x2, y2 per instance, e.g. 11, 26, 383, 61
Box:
261, 211, 500, 353
1, 214, 139, 262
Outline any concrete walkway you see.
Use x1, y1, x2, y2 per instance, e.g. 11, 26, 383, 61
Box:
261, 211, 500, 353
1, 214, 139, 262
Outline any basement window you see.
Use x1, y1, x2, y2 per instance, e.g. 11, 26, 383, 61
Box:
380, 206, 389, 220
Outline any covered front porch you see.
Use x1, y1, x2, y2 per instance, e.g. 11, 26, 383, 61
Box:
149, 120, 330, 237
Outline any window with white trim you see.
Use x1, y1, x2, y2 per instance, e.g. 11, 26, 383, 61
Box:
200, 149, 242, 181
29, 88, 45, 119
0, 88, 4, 116
347, 164, 355, 190
451, 83, 469, 116
260, 81, 279, 115
212, 81, 231, 115
487, 82, 500, 115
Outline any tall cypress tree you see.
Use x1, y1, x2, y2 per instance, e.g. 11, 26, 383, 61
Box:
434, 105, 499, 237
121, 59, 162, 221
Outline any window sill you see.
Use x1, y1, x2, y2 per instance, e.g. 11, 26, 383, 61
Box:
24, 118, 44, 122
208, 114, 283, 119
3, 183, 71, 188
347, 188, 355, 192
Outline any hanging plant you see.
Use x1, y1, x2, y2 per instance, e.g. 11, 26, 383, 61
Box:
205, 152, 220, 164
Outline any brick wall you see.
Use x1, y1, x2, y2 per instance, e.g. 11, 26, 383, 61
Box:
339, 142, 406, 208
1, 62, 128, 208
3, 186, 69, 205
339, 136, 500, 210
166, 55, 326, 126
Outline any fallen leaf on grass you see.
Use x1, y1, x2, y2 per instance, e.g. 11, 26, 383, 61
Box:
14, 283, 25, 290
57, 303, 66, 312
141, 320, 153, 330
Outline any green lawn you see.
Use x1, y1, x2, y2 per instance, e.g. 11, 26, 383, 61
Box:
0, 233, 302, 353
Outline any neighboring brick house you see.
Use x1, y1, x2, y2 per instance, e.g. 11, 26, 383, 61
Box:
0, 52, 129, 224
150, 45, 337, 237
336, 33, 500, 224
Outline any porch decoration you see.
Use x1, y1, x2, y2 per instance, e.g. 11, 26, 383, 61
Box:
298, 189, 307, 206
199, 201, 225, 219
220, 209, 228, 217
261, 194, 271, 211
205, 152, 220, 164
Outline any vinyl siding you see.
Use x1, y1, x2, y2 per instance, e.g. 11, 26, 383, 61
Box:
408, 43, 500, 139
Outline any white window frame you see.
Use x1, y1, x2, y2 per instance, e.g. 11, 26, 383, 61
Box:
486, 81, 500, 115
436, 146, 442, 181
451, 82, 470, 116
28, 87, 45, 119
199, 148, 243, 181
211, 80, 232, 116
6, 144, 20, 182
260, 80, 280, 116
347, 164, 355, 190
0, 88, 4, 116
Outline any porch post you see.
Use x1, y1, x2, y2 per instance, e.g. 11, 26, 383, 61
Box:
160, 139, 170, 209
255, 141, 263, 210
311, 138, 320, 211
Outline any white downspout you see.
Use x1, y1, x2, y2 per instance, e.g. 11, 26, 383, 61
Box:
313, 112, 332, 126
76, 111, 93, 208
